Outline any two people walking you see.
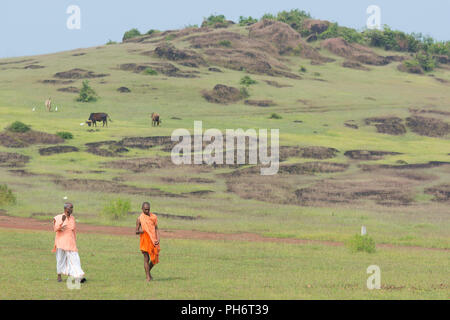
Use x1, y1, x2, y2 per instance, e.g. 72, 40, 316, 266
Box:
52, 201, 160, 283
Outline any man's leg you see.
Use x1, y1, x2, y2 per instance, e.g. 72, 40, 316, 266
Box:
142, 251, 151, 281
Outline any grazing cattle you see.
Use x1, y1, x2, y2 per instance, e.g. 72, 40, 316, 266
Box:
151, 112, 161, 126
86, 113, 112, 127
45, 98, 52, 112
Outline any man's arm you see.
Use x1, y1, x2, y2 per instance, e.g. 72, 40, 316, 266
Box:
53, 216, 66, 232
135, 218, 143, 235
154, 225, 160, 246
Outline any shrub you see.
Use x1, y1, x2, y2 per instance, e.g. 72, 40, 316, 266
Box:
143, 68, 158, 75
122, 28, 141, 42
416, 51, 436, 71
261, 13, 276, 20
269, 113, 282, 119
146, 29, 160, 35
7, 121, 30, 133
346, 234, 376, 253
202, 14, 227, 27
76, 80, 98, 102
0, 185, 16, 206
218, 40, 232, 47
101, 199, 131, 220
56, 132, 73, 140
299, 65, 307, 73
319, 23, 363, 43
106, 39, 117, 45
239, 16, 258, 26
276, 9, 311, 32
240, 75, 257, 86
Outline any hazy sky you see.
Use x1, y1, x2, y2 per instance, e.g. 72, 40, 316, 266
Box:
1, 0, 449, 58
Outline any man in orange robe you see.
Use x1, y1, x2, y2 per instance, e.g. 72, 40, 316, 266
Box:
52, 202, 86, 283
136, 202, 160, 281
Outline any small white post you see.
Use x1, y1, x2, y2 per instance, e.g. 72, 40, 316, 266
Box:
361, 225, 367, 236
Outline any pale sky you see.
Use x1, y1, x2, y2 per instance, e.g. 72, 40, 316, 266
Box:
1, 0, 449, 58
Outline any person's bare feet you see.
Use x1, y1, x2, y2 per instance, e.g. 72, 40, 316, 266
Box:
57, 276, 62, 282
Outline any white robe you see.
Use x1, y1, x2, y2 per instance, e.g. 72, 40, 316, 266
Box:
56, 248, 85, 279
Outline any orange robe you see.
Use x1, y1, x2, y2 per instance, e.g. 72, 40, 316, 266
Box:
52, 214, 78, 252
139, 212, 160, 265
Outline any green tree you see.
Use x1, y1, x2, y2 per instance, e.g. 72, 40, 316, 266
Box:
122, 28, 141, 42
77, 80, 98, 102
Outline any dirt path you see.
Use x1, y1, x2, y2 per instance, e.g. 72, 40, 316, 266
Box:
0, 213, 447, 251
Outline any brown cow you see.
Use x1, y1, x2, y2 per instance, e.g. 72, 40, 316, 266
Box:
151, 112, 161, 126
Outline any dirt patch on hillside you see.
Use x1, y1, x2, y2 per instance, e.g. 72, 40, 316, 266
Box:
0, 130, 64, 148
263, 80, 292, 87
118, 62, 198, 78
208, 67, 222, 72
302, 19, 330, 35
39, 79, 74, 85
24, 64, 45, 69
85, 141, 129, 157
0, 59, 35, 65
409, 108, 450, 117
57, 86, 79, 93
117, 87, 131, 93
54, 68, 109, 79
344, 120, 359, 129
244, 99, 277, 107
39, 146, 79, 156
425, 184, 450, 202
120, 136, 173, 149
321, 38, 389, 66
344, 150, 402, 160
160, 177, 215, 184
248, 19, 334, 63
52, 178, 183, 198
279, 146, 339, 161
365, 116, 406, 135
342, 60, 370, 71
202, 84, 244, 104
295, 175, 415, 206
0, 152, 30, 167
148, 43, 207, 68
405, 116, 450, 137
360, 161, 450, 171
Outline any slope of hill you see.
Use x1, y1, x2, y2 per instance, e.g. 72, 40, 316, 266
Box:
0, 19, 449, 250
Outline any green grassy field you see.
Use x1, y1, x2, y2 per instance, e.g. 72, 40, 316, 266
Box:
0, 228, 448, 299
0, 23, 449, 299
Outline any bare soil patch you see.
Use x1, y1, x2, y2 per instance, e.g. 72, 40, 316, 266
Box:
0, 130, 64, 148
39, 79, 74, 85
263, 80, 292, 87
148, 43, 207, 68
39, 146, 79, 156
244, 99, 277, 107
321, 38, 389, 66
85, 141, 129, 157
295, 174, 415, 207
344, 150, 402, 160
208, 67, 222, 72
117, 86, 131, 93
118, 62, 198, 78
302, 19, 330, 35
344, 120, 359, 129
54, 68, 109, 79
52, 178, 182, 198
160, 177, 215, 184
409, 108, 450, 117
0, 152, 30, 167
202, 84, 244, 104
360, 161, 450, 171
57, 86, 79, 93
24, 64, 45, 69
279, 146, 339, 160
425, 184, 450, 202
342, 60, 370, 71
405, 116, 450, 137
365, 116, 406, 135
248, 20, 334, 63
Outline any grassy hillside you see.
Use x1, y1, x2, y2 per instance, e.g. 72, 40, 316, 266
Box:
0, 16, 449, 299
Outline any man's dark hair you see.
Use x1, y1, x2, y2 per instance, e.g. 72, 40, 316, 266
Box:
142, 201, 150, 208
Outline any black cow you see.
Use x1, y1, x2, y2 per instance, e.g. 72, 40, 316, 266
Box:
86, 113, 112, 127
